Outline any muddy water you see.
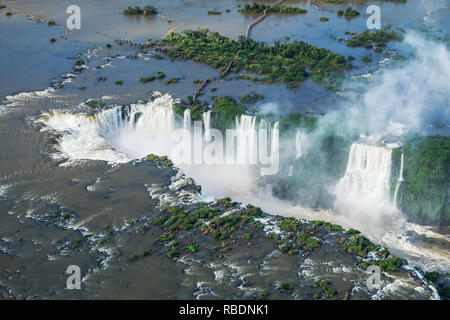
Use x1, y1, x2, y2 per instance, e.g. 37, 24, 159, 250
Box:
0, 0, 448, 299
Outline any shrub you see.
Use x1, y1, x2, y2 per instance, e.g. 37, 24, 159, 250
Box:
123, 5, 157, 15
343, 235, 375, 258
371, 257, 406, 272
343, 7, 359, 17
140, 75, 156, 83
208, 9, 221, 15
157, 71, 166, 79
164, 77, 180, 84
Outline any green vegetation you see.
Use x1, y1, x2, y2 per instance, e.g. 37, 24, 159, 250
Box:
346, 28, 404, 50
164, 77, 180, 84
48, 20, 56, 26
114, 80, 123, 85
393, 135, 450, 225
50, 38, 56, 43
140, 75, 156, 83
167, 248, 179, 259
310, 220, 343, 232
0, 5, 7, 10
320, 17, 329, 22
362, 55, 372, 63
424, 272, 450, 299
371, 257, 406, 272
123, 5, 157, 15
239, 92, 264, 105
158, 29, 349, 85
157, 71, 166, 79
238, 3, 307, 14
211, 96, 246, 132
279, 113, 318, 134
277, 217, 322, 253
345, 228, 360, 235
87, 100, 98, 108
145, 154, 173, 167
341, 7, 360, 17
151, 206, 197, 232
325, 0, 342, 3
342, 235, 375, 258
187, 243, 197, 253
313, 280, 337, 299
279, 282, 294, 292
207, 9, 221, 15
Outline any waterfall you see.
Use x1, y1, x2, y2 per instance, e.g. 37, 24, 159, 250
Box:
271, 122, 279, 161
235, 115, 257, 165
202, 110, 212, 142
183, 108, 191, 131
335, 143, 393, 203
295, 130, 309, 159
393, 151, 404, 207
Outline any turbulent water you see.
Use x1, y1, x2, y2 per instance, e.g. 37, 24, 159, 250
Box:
393, 151, 405, 207
38, 92, 450, 273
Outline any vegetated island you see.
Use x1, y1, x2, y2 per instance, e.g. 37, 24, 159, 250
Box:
122, 5, 158, 15
238, 3, 307, 14
207, 9, 222, 15
338, 7, 360, 17
153, 29, 350, 88
345, 28, 405, 51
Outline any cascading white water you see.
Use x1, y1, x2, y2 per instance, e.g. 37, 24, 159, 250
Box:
335, 143, 393, 202
333, 142, 404, 231
183, 108, 191, 131
39, 95, 450, 273
271, 122, 279, 160
393, 151, 404, 207
295, 130, 309, 159
40, 93, 280, 199
39, 94, 176, 162
202, 110, 212, 142
235, 115, 257, 165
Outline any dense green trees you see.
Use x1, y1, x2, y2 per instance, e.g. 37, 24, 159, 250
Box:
207, 9, 221, 15
211, 96, 246, 132
140, 75, 156, 83
343, 7, 360, 17
346, 28, 404, 50
123, 5, 158, 15
238, 3, 307, 14
393, 135, 449, 225
157, 29, 349, 85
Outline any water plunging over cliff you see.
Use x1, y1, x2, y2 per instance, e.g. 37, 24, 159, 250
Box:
393, 151, 405, 208
295, 130, 309, 159
335, 143, 393, 202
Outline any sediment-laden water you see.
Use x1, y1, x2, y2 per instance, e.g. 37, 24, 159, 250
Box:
0, 0, 448, 299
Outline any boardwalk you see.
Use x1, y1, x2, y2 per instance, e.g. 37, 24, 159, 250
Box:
245, 10, 267, 40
